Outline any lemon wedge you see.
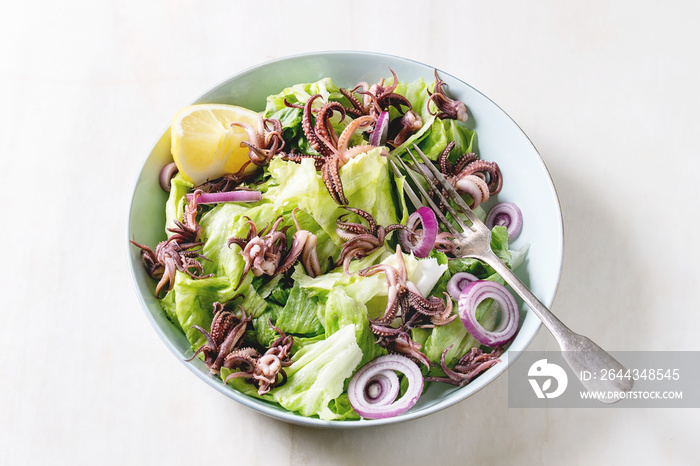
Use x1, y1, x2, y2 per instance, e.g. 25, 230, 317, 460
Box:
171, 104, 262, 185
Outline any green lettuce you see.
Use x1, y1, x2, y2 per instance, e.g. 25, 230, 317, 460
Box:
274, 282, 324, 337
165, 173, 193, 236
264, 77, 344, 113
388, 77, 476, 160
265, 106, 302, 145
416, 117, 476, 159
323, 287, 386, 367
413, 298, 501, 368
288, 258, 388, 370
393, 78, 432, 122
291, 249, 447, 364
264, 148, 400, 245
160, 202, 283, 350
168, 274, 231, 349
272, 324, 363, 420
264, 77, 347, 154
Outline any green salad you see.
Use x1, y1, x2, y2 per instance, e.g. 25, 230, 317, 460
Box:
131, 69, 526, 420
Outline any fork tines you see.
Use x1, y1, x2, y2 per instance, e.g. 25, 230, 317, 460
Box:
390, 154, 461, 236
388, 159, 423, 210
390, 144, 487, 235
407, 144, 487, 230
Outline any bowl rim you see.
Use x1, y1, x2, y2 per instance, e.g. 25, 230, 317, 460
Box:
127, 50, 565, 428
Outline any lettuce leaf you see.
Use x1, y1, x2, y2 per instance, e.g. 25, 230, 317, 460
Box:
388, 77, 476, 160
161, 202, 285, 351
264, 77, 343, 113
292, 249, 447, 367
417, 117, 476, 159
289, 257, 388, 368
413, 298, 501, 367
272, 324, 363, 420
274, 282, 324, 337
489, 225, 512, 266
169, 273, 232, 350
165, 173, 193, 237
264, 106, 302, 144
393, 78, 432, 122
326, 394, 360, 420
264, 148, 400, 245
252, 307, 282, 348
322, 287, 386, 367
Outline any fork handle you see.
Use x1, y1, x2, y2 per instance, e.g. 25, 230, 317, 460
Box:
480, 249, 571, 341
478, 250, 634, 399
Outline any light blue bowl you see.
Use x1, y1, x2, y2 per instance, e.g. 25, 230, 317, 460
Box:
127, 51, 564, 427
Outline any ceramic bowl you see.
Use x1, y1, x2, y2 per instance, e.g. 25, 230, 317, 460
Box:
127, 51, 563, 427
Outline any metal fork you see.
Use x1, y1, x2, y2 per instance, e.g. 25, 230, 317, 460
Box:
390, 144, 633, 402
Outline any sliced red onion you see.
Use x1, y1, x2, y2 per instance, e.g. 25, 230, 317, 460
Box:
348, 354, 423, 419
398, 206, 439, 258
185, 190, 261, 204
485, 202, 523, 240
363, 372, 400, 406
159, 162, 179, 192
370, 111, 390, 146
447, 272, 479, 300
458, 280, 519, 347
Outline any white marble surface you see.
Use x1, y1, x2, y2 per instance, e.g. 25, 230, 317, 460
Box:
2, 1, 699, 464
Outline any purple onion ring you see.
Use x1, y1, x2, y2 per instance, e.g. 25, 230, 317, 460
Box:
185, 190, 261, 204
364, 372, 400, 405
458, 280, 519, 347
347, 354, 423, 419
485, 202, 523, 241
447, 272, 479, 300
370, 111, 390, 146
398, 207, 439, 258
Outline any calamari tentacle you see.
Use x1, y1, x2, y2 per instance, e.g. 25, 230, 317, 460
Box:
456, 160, 503, 194
321, 156, 347, 205
279, 210, 321, 277
315, 101, 346, 150
339, 87, 367, 117
283, 151, 326, 170
438, 141, 457, 175
302, 94, 331, 156
341, 207, 379, 235
336, 115, 375, 157
276, 230, 307, 275
185, 325, 216, 363
336, 214, 371, 236
434, 232, 457, 254
427, 70, 468, 122
301, 234, 322, 277
452, 153, 479, 175
425, 346, 502, 386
